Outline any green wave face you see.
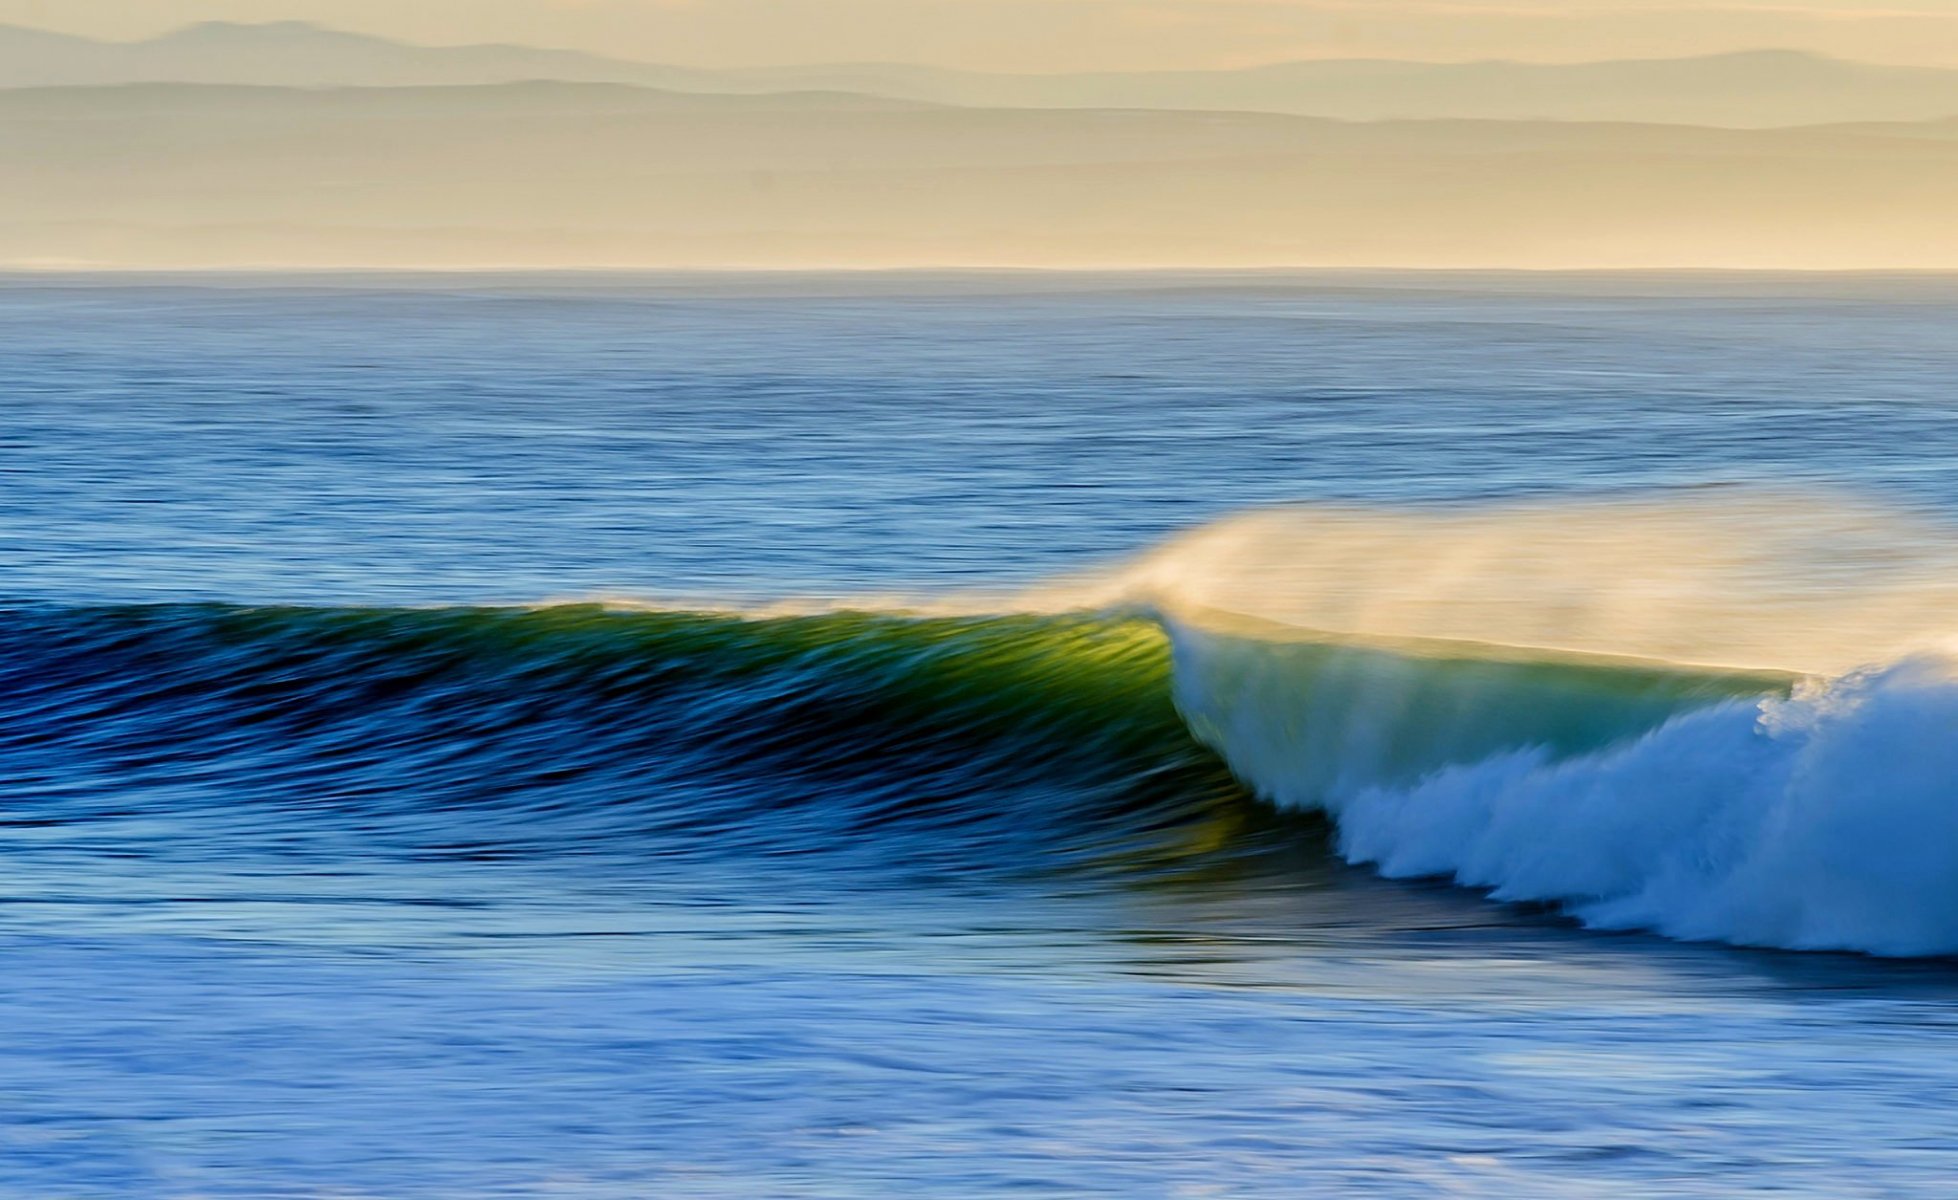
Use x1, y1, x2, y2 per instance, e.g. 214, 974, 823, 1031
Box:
0, 603, 1257, 876
1166, 619, 1788, 808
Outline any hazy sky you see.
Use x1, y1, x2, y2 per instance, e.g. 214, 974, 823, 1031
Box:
3, 0, 1957, 70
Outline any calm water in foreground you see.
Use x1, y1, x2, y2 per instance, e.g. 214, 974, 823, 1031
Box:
4, 271, 1958, 1197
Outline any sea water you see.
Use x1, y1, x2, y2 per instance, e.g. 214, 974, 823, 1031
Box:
5, 270, 1958, 1197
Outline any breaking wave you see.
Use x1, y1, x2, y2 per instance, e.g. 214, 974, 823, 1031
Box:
7, 491, 1958, 955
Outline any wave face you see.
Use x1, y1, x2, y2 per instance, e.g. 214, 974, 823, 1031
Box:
0, 603, 1252, 877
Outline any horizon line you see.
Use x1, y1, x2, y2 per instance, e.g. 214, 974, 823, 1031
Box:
0, 18, 1948, 77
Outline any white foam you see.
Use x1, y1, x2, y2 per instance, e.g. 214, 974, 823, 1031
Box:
1344, 657, 1958, 955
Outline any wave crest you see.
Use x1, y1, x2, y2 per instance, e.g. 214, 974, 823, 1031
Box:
1147, 492, 1958, 956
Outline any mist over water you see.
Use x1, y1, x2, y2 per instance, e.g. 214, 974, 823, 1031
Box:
8, 272, 1958, 1196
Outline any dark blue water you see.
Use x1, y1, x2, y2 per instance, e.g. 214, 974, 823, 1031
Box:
6, 271, 1958, 1197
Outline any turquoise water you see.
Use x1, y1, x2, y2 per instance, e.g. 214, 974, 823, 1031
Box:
5, 271, 1958, 1196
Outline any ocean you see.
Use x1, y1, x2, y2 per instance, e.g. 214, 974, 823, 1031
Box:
6, 270, 1958, 1197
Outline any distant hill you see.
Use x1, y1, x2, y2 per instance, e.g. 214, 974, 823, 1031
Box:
731, 51, 1958, 129
0, 21, 734, 92
1, 82, 1953, 269
4, 23, 1958, 127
